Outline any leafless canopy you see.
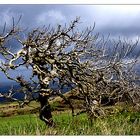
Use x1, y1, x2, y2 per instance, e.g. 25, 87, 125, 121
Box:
0, 17, 140, 125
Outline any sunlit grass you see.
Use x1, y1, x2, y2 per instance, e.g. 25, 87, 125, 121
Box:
0, 111, 140, 135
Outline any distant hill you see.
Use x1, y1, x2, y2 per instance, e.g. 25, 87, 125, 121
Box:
0, 82, 74, 103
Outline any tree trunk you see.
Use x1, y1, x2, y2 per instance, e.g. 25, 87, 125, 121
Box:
38, 93, 54, 127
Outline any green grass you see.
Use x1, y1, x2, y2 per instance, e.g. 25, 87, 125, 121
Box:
0, 111, 140, 135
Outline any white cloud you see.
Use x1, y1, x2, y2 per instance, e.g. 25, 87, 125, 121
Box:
55, 39, 61, 46
86, 5, 140, 29
0, 9, 14, 27
0, 9, 22, 27
36, 10, 66, 25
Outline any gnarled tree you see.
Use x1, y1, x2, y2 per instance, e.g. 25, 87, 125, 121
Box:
0, 17, 140, 126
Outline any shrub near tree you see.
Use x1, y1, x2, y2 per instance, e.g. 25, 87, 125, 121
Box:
0, 17, 140, 126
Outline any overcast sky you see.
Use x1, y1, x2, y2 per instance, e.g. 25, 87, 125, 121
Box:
0, 5, 140, 37
1, 4, 140, 83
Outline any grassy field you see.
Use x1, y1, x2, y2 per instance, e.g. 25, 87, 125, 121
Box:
0, 94, 140, 135
0, 111, 140, 135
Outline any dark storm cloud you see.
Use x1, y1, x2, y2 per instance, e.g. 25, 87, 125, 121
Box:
1, 5, 140, 82
0, 5, 88, 28
0, 5, 140, 37
0, 5, 140, 52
